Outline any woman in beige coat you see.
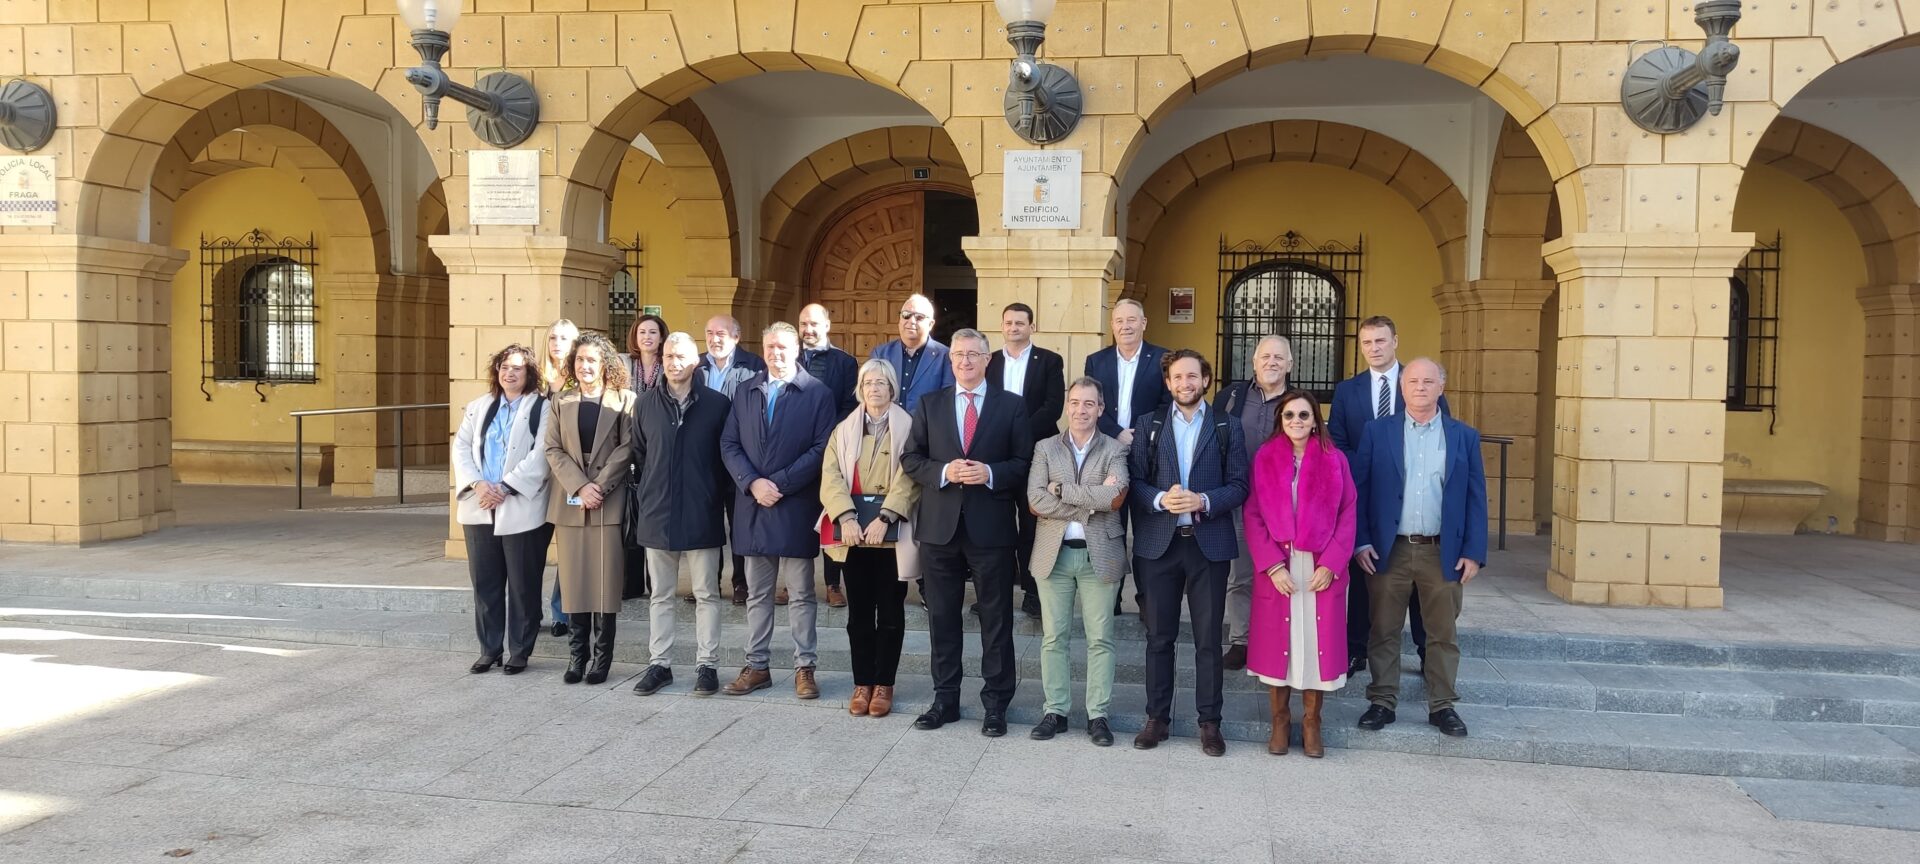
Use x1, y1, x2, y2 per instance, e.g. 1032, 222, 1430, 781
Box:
820, 359, 920, 718
544, 331, 636, 685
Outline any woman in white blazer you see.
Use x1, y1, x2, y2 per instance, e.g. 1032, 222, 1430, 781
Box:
453, 343, 554, 674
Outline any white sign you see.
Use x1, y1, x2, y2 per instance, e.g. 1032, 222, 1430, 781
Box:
467, 149, 540, 225
1002, 150, 1081, 229
1168, 286, 1195, 324
0, 155, 58, 227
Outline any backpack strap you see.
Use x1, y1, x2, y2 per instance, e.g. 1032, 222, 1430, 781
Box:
528, 394, 547, 440
1143, 404, 1170, 487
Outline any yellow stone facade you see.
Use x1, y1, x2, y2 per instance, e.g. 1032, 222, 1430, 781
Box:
1, 1, 1916, 608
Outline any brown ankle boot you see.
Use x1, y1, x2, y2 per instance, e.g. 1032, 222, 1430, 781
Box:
1301, 690, 1325, 758
1268, 686, 1292, 755
868, 685, 894, 717
850, 685, 872, 716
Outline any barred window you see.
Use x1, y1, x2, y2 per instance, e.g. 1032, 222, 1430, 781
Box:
1217, 233, 1362, 403
202, 231, 320, 387
1728, 234, 1780, 419
607, 235, 644, 341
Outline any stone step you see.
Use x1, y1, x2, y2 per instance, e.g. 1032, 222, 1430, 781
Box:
6, 595, 1920, 730
7, 572, 1919, 677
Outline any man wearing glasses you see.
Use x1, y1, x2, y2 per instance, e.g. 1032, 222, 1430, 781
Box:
870, 294, 954, 412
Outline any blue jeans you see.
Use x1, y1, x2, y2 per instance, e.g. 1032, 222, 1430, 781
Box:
548, 570, 568, 625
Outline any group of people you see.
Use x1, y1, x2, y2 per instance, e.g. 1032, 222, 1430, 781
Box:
452, 293, 1488, 758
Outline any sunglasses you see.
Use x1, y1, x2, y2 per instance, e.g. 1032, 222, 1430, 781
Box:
899, 312, 930, 322
1281, 410, 1316, 421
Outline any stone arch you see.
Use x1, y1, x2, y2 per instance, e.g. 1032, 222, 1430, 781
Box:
1107, 14, 1584, 236
1125, 120, 1470, 283
1746, 116, 1920, 541
760, 126, 972, 304
635, 101, 740, 279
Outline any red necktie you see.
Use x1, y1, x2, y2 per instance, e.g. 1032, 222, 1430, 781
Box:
962, 392, 978, 453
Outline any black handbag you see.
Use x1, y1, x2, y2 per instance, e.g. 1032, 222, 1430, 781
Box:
620, 464, 644, 550
619, 464, 649, 599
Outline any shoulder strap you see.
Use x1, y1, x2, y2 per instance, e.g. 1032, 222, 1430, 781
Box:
528, 394, 547, 439
1215, 415, 1231, 476
1144, 404, 1170, 486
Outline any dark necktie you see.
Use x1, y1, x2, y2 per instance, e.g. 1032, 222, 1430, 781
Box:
1376, 375, 1390, 419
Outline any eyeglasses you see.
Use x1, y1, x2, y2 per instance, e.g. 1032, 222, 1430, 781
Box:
950, 351, 988, 362
1281, 411, 1315, 421
899, 312, 930, 322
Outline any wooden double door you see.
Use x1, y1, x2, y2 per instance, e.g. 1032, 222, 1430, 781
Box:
807, 188, 976, 357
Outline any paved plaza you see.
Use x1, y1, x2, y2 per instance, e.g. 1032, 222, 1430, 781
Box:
5, 487, 1920, 861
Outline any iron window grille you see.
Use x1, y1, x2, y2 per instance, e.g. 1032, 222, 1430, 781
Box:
1728, 232, 1780, 425
1217, 232, 1363, 402
201, 230, 320, 397
607, 235, 644, 341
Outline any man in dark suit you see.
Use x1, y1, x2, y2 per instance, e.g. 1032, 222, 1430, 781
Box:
1126, 349, 1250, 756
901, 328, 1033, 737
1083, 298, 1169, 616
799, 302, 861, 608
1351, 357, 1487, 739
986, 302, 1064, 620
701, 314, 768, 605
1327, 315, 1440, 674
871, 293, 953, 412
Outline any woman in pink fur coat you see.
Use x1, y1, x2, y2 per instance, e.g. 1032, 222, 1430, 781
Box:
1242, 388, 1357, 758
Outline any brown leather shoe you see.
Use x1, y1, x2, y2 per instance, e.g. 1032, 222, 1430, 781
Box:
826, 585, 847, 608
720, 666, 771, 696
775, 586, 790, 606
1199, 721, 1226, 757
1268, 686, 1292, 756
849, 685, 872, 715
1301, 690, 1326, 758
868, 685, 893, 718
1132, 718, 1170, 750
794, 666, 819, 700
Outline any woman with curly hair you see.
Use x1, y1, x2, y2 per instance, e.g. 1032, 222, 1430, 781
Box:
543, 331, 637, 684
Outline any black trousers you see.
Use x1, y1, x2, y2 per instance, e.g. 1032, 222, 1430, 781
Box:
1014, 507, 1038, 596
921, 527, 1017, 711
1347, 561, 1428, 658
1137, 534, 1229, 724
463, 521, 551, 663
843, 546, 908, 686
823, 555, 843, 589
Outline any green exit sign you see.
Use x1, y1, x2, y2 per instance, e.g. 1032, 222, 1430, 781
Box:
642, 305, 662, 316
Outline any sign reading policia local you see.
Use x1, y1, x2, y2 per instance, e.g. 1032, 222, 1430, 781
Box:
0, 156, 57, 227
1001, 150, 1080, 230
467, 149, 541, 226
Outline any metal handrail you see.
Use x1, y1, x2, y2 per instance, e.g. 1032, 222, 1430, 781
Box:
288, 403, 449, 509
1482, 435, 1515, 550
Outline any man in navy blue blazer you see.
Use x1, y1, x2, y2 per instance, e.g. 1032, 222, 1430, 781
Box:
1327, 315, 1443, 674
1350, 357, 1486, 739
1083, 299, 1169, 444
701, 314, 769, 604
870, 294, 954, 413
1125, 349, 1250, 756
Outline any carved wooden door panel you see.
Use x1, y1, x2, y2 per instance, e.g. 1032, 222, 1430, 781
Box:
808, 191, 923, 358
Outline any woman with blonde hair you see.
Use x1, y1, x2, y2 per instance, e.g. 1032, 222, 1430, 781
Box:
819, 359, 920, 717
543, 330, 637, 685
539, 318, 581, 634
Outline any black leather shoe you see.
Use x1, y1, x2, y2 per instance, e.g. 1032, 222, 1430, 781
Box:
1021, 593, 1042, 619
1029, 713, 1067, 740
913, 704, 960, 730
1223, 644, 1248, 671
1357, 704, 1396, 730
632, 664, 673, 696
1347, 655, 1366, 675
1087, 718, 1114, 747
502, 659, 527, 675
692, 666, 719, 697
469, 656, 501, 674
551, 622, 569, 638
1429, 708, 1468, 737
981, 712, 1007, 737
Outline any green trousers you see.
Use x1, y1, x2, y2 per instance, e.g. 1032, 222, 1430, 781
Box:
1035, 546, 1122, 719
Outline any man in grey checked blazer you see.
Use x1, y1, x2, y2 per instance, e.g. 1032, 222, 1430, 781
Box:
1025, 377, 1131, 747
1125, 348, 1250, 756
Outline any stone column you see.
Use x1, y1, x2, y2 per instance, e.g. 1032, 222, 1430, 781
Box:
432, 235, 622, 559
1859, 283, 1920, 543
680, 276, 758, 346
965, 236, 1122, 381
0, 236, 188, 543
1434, 279, 1555, 535
1545, 233, 1752, 608
326, 272, 384, 497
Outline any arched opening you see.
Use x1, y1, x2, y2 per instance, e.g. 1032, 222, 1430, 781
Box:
805, 187, 979, 356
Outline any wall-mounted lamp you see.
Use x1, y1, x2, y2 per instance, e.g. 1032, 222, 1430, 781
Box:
0, 79, 56, 152
396, 0, 540, 148
1620, 0, 1743, 134
994, 0, 1082, 145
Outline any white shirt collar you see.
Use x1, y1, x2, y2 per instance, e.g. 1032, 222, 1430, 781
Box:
1004, 343, 1030, 360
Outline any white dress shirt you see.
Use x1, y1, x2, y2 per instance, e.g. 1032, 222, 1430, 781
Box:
940, 382, 995, 489
1115, 345, 1143, 427
1000, 344, 1031, 396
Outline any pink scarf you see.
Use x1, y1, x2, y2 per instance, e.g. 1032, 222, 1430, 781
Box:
1242, 436, 1357, 577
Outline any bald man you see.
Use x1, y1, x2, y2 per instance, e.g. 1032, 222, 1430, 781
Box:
871, 294, 954, 412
